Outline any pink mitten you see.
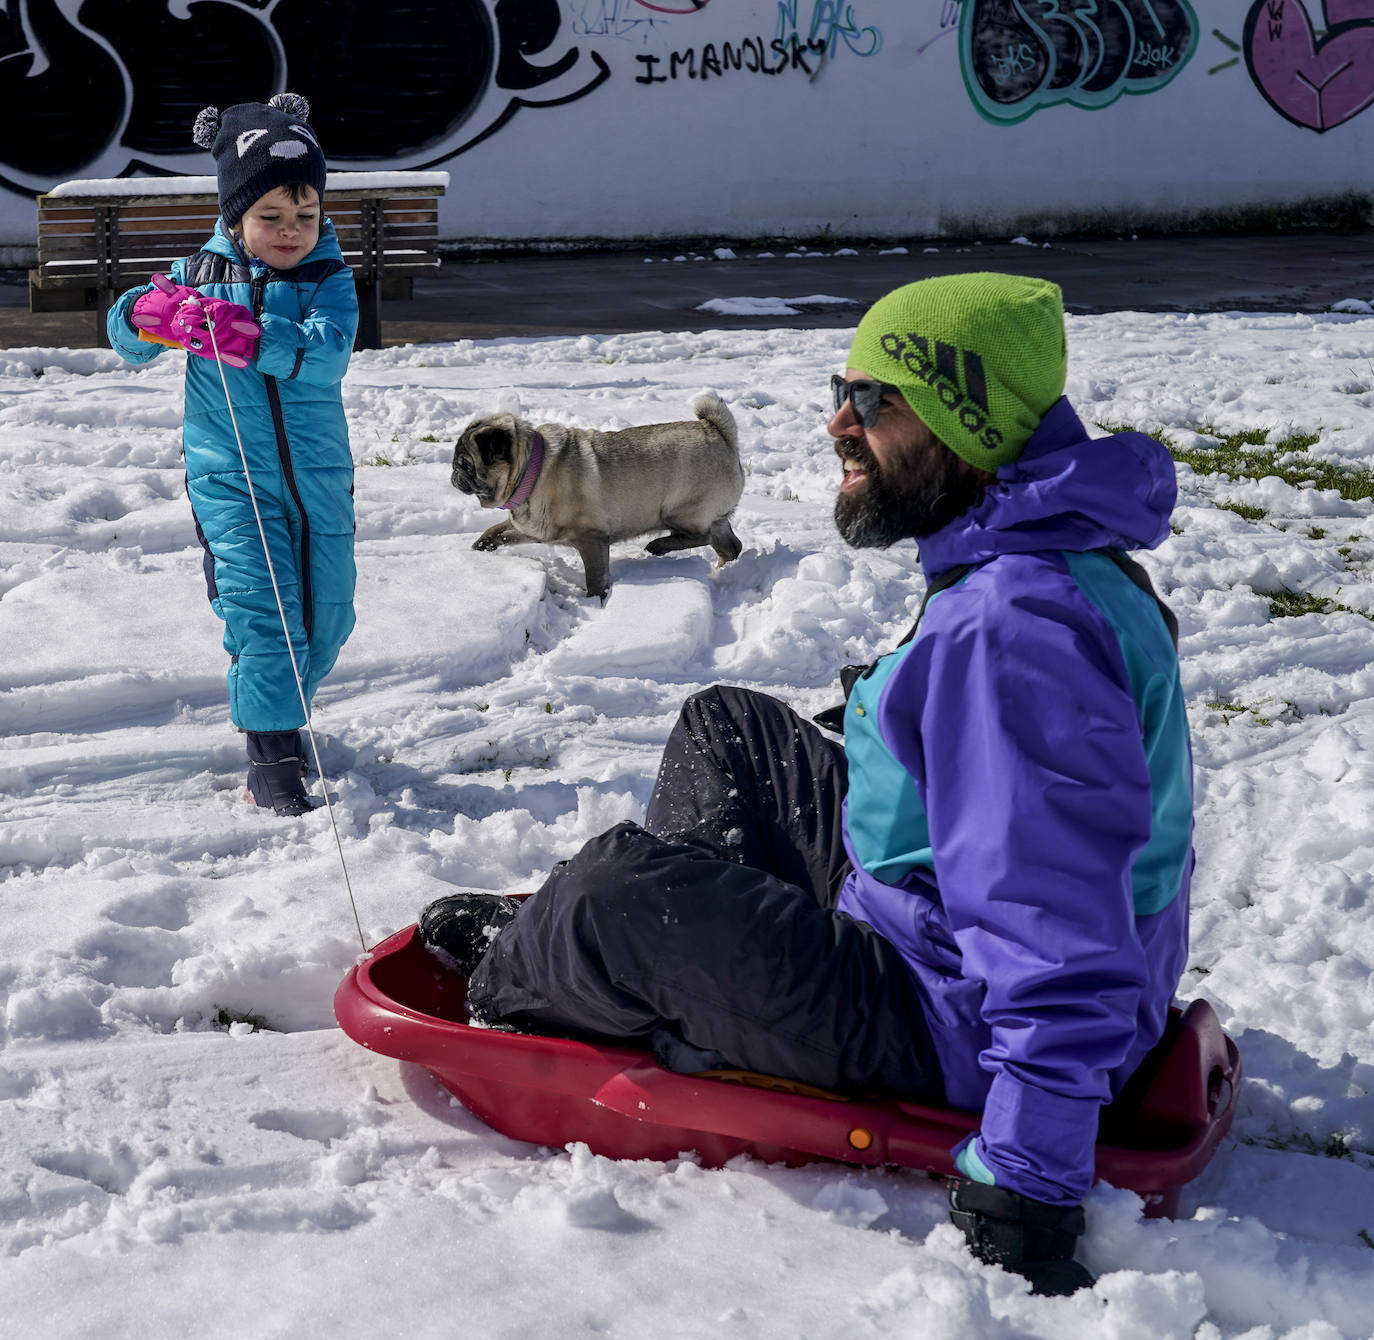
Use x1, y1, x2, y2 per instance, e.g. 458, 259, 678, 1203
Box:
170, 296, 261, 369
130, 273, 202, 345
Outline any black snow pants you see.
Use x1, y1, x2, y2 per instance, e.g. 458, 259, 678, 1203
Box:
466, 685, 943, 1100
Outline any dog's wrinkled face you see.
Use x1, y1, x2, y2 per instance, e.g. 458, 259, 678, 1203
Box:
452, 415, 520, 507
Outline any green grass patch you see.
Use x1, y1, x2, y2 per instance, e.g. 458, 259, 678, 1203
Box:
1203, 696, 1314, 724
365, 451, 424, 468
1266, 589, 1373, 622
1268, 589, 1336, 618
1205, 695, 1249, 714
212, 1005, 271, 1033
1096, 423, 1374, 503
1216, 501, 1268, 522
1205, 695, 1272, 725
1179, 425, 1374, 503
1245, 1129, 1364, 1161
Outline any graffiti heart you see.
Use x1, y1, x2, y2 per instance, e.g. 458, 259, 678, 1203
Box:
1244, 0, 1374, 131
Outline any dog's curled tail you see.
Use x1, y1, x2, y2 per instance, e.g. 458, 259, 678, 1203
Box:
693, 394, 738, 451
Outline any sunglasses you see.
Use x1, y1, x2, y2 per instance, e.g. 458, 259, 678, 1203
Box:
830, 375, 902, 428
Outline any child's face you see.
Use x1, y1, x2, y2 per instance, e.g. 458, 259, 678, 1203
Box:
237, 186, 321, 269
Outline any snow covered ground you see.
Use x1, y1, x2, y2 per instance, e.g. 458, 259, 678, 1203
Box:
2, 310, 1373, 1338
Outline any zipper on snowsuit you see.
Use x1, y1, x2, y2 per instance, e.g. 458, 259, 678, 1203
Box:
250, 271, 315, 641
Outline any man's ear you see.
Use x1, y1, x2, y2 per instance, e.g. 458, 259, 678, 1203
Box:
952, 448, 997, 486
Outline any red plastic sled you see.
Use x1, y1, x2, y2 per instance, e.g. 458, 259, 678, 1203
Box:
336, 924, 1242, 1217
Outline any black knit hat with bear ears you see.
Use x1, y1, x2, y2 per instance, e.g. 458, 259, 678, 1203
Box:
192, 93, 327, 227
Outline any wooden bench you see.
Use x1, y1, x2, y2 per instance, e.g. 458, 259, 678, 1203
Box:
30, 170, 449, 350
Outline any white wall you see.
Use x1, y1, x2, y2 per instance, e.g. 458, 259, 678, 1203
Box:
5, 0, 1373, 253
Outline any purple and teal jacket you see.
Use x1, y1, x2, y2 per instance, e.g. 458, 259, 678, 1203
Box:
837, 397, 1193, 1206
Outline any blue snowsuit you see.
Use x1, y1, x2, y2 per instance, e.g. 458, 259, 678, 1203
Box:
108, 220, 358, 731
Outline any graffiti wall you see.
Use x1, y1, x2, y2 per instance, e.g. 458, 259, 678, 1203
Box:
4, 0, 1374, 251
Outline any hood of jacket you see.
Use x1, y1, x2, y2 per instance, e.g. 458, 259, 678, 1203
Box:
915, 398, 1177, 579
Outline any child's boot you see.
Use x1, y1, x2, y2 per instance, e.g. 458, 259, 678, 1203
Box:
245, 729, 313, 816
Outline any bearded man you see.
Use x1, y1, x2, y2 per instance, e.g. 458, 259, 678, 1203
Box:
420, 274, 1194, 1296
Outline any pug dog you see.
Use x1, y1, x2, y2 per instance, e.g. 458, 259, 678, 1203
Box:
452, 394, 745, 600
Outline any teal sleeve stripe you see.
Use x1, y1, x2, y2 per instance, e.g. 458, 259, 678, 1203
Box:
840, 601, 950, 885
1063, 551, 1193, 916
955, 1137, 998, 1185
844, 576, 975, 883
844, 647, 934, 883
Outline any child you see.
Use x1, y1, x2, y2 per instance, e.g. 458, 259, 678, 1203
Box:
108, 94, 358, 817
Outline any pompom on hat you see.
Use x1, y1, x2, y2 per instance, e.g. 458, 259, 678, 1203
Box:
192, 93, 327, 227
846, 273, 1068, 470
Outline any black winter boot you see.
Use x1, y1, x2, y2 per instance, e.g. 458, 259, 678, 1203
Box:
245, 730, 313, 817
419, 893, 520, 977
948, 1179, 1096, 1296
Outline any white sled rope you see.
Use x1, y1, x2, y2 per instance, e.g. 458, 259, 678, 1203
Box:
203, 305, 367, 951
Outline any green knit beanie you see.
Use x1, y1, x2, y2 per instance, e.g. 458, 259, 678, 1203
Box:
846, 273, 1067, 470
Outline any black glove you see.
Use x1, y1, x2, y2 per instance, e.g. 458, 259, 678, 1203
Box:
947, 1179, 1095, 1297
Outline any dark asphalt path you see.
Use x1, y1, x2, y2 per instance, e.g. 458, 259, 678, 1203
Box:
5, 229, 1373, 349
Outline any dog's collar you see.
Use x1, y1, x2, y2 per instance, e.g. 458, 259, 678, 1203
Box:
501, 432, 544, 509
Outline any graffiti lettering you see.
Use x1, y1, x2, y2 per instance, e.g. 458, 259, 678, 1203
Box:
1208, 27, 1242, 76
991, 42, 1039, 81
634, 0, 713, 12
0, 0, 273, 177
775, 0, 882, 60
570, 0, 673, 43
960, 0, 1199, 123
1245, 1, 1374, 131
636, 34, 828, 82
1136, 41, 1177, 67
917, 0, 966, 55
1, 0, 609, 196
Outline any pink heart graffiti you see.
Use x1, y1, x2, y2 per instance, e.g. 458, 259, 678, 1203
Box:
1325, 2, 1374, 24
1246, 0, 1374, 130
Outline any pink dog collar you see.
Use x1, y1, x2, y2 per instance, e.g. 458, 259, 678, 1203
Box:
502, 432, 544, 509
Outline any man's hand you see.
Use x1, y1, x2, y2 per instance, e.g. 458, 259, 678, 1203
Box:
947, 1178, 1095, 1296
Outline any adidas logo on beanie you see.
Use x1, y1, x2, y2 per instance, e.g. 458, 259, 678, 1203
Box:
847, 273, 1068, 469
192, 93, 328, 228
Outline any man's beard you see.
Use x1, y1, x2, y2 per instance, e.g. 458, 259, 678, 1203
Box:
833, 436, 986, 548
